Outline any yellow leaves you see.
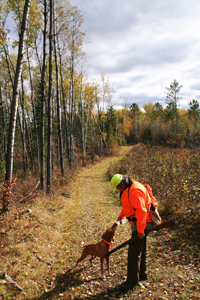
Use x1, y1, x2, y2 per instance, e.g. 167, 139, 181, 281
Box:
123, 115, 132, 135
86, 291, 93, 295
143, 101, 154, 115
0, 27, 5, 46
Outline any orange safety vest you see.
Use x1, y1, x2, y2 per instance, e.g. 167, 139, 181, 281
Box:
119, 181, 155, 233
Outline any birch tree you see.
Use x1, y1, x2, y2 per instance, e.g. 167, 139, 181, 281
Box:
67, 8, 84, 167
53, 4, 64, 175
3, 0, 31, 212
39, 0, 47, 190
46, 0, 53, 194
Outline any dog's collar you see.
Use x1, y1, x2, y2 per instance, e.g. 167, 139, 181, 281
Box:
103, 239, 115, 247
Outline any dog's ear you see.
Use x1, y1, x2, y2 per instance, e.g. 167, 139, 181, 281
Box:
102, 232, 106, 239
111, 223, 117, 231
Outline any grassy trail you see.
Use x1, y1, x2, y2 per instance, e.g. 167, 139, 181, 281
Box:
64, 146, 133, 240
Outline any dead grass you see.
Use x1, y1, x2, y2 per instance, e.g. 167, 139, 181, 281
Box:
0, 145, 199, 300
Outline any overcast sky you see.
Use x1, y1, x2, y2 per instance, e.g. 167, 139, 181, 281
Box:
71, 0, 200, 110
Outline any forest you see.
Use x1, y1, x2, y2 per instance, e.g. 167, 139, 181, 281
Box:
0, 0, 200, 206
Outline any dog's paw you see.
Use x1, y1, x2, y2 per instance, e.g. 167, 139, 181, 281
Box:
101, 275, 106, 280
107, 272, 113, 276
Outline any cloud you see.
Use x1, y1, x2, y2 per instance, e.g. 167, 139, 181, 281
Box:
72, 0, 200, 109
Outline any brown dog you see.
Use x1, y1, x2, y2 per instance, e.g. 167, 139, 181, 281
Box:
75, 223, 117, 278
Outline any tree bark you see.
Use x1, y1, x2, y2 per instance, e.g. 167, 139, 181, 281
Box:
58, 42, 69, 163
0, 84, 6, 155
3, 0, 31, 212
20, 75, 29, 172
5, 0, 31, 182
87, 102, 107, 148
79, 74, 88, 156
27, 47, 39, 168
40, 0, 47, 190
46, 0, 53, 193
53, 12, 64, 175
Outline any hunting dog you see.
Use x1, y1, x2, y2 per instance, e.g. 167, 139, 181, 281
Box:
75, 223, 117, 278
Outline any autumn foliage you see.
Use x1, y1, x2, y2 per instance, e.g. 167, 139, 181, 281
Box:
0, 146, 199, 299
2, 178, 16, 213
107, 144, 200, 254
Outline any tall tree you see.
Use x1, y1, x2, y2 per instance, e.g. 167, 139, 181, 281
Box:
121, 96, 128, 145
165, 79, 182, 145
20, 75, 29, 172
77, 72, 88, 157
188, 100, 200, 124
53, 4, 64, 175
46, 0, 53, 194
129, 103, 141, 140
106, 105, 117, 146
67, 7, 84, 167
5, 0, 31, 182
40, 0, 47, 190
143, 102, 154, 121
3, 0, 31, 213
0, 84, 7, 156
187, 100, 200, 143
152, 102, 164, 120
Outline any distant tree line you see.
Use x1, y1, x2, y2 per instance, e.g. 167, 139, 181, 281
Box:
105, 80, 200, 149
0, 0, 200, 211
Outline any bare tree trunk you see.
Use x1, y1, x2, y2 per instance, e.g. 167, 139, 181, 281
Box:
79, 75, 88, 156
27, 47, 39, 167
115, 108, 118, 143
121, 104, 127, 145
53, 12, 64, 175
24, 107, 34, 169
121, 114, 124, 145
34, 37, 42, 74
3, 44, 30, 169
58, 43, 69, 162
68, 49, 74, 169
0, 84, 6, 155
20, 76, 29, 172
175, 95, 178, 146
81, 101, 88, 157
5, 0, 30, 182
40, 0, 47, 190
87, 102, 107, 148
68, 20, 77, 168
46, 0, 53, 194
3, 0, 31, 212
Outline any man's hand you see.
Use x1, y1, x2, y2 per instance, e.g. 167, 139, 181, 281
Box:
138, 232, 145, 239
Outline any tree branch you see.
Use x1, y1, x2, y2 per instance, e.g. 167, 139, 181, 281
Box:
20, 181, 40, 203
33, 251, 52, 266
0, 271, 23, 291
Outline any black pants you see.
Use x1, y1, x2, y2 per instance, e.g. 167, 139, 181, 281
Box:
127, 231, 147, 284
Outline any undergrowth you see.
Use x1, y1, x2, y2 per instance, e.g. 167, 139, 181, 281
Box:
0, 145, 199, 299
107, 143, 200, 258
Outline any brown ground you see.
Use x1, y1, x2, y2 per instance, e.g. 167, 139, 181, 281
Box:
0, 146, 199, 299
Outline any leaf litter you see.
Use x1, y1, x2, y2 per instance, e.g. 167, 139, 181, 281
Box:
0, 146, 199, 299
